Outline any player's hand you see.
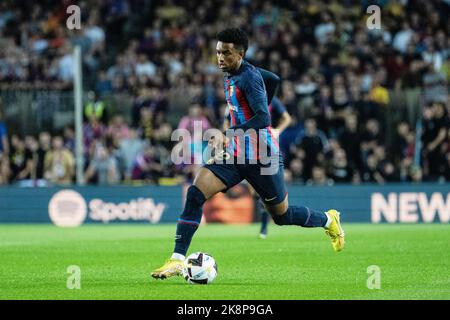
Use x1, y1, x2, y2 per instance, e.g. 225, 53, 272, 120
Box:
208, 133, 229, 150
208, 135, 220, 149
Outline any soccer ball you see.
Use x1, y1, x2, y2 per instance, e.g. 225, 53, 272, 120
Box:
182, 252, 217, 284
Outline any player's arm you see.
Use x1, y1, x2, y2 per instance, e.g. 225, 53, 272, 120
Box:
274, 112, 292, 135
258, 68, 280, 104
229, 72, 270, 131
271, 97, 292, 134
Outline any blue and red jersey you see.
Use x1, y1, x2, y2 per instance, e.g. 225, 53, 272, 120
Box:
224, 60, 279, 160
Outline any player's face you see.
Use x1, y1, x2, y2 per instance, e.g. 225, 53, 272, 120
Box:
216, 41, 243, 72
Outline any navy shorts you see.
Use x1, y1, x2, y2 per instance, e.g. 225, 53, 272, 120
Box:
203, 154, 287, 206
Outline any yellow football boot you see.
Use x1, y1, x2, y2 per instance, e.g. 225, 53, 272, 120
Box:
325, 209, 345, 252
151, 258, 183, 279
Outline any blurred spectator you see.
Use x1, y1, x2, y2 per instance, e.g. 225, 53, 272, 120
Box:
362, 153, 384, 184
0, 154, 8, 184
289, 158, 304, 184
85, 142, 119, 185
338, 113, 362, 171
360, 119, 383, 162
421, 102, 449, 180
118, 128, 146, 180
84, 91, 108, 124
178, 103, 211, 132
83, 116, 106, 150
422, 63, 448, 104
293, 118, 329, 180
131, 145, 163, 183
96, 71, 113, 96
137, 107, 154, 141
354, 91, 380, 124
44, 136, 74, 184
392, 122, 415, 165
22, 135, 39, 182
392, 22, 413, 54
379, 161, 399, 182
106, 114, 130, 145
306, 166, 334, 186
401, 60, 425, 126
36, 132, 51, 180
314, 12, 336, 45
9, 135, 28, 181
57, 44, 75, 83
135, 54, 157, 78
63, 126, 75, 153
369, 72, 390, 106
84, 12, 105, 48
328, 148, 353, 183
178, 103, 211, 164
295, 74, 317, 117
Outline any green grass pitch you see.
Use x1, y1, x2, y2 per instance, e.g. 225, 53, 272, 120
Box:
0, 223, 449, 300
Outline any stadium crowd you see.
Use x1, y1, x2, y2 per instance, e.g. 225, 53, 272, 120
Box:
0, 0, 449, 186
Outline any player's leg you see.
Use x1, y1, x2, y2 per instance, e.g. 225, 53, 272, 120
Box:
152, 163, 242, 279
151, 168, 226, 279
264, 195, 329, 228
173, 167, 227, 258
246, 157, 330, 228
265, 197, 345, 252
247, 158, 345, 251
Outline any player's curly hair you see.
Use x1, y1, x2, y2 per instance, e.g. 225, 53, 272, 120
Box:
216, 28, 249, 54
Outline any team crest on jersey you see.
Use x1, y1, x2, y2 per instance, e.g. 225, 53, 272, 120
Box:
229, 85, 234, 97
226, 83, 237, 111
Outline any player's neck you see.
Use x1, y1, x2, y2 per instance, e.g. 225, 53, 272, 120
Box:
229, 59, 244, 74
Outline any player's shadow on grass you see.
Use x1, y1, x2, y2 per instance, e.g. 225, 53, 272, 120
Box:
152, 281, 267, 286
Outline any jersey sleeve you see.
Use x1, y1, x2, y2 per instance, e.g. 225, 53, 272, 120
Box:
258, 68, 280, 104
229, 70, 270, 131
242, 69, 268, 111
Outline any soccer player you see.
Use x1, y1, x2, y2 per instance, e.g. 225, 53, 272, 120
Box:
224, 67, 291, 239
151, 28, 345, 279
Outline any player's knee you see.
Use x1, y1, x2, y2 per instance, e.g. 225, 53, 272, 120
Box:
268, 203, 289, 226
271, 212, 287, 226
265, 199, 288, 217
187, 185, 206, 207
180, 185, 207, 221
193, 168, 227, 199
